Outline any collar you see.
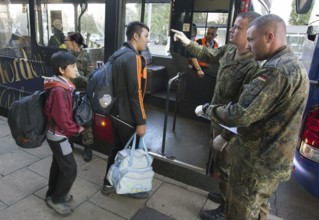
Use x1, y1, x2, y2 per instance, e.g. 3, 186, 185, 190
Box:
123, 41, 139, 54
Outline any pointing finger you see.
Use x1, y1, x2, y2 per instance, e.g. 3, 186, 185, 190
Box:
171, 29, 180, 34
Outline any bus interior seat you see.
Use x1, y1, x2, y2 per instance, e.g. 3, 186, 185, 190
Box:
142, 47, 167, 94
84, 48, 104, 69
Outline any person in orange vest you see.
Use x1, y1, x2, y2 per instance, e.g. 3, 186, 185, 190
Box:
195, 27, 219, 72
190, 23, 205, 77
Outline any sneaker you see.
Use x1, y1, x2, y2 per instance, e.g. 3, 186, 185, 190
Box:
207, 192, 224, 204
46, 194, 73, 203
83, 147, 92, 162
46, 197, 73, 216
200, 206, 225, 220
125, 191, 150, 199
101, 184, 116, 196
45, 196, 51, 205
64, 194, 73, 203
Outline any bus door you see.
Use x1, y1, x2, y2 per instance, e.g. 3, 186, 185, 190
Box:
168, 0, 270, 119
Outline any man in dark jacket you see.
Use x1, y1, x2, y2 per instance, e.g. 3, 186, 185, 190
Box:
101, 21, 149, 198
48, 19, 65, 48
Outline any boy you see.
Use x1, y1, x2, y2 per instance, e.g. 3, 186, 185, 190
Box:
101, 21, 149, 198
43, 51, 84, 215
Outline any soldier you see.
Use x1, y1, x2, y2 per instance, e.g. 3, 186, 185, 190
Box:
203, 14, 309, 220
171, 11, 261, 220
65, 32, 94, 162
48, 19, 65, 48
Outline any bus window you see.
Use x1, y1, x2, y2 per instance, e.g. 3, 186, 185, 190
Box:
79, 3, 106, 69
126, 1, 142, 23
124, 0, 171, 56
124, 0, 143, 45
193, 12, 228, 47
79, 3, 105, 49
35, 1, 75, 47
144, 1, 171, 56
250, 0, 271, 15
0, 2, 31, 59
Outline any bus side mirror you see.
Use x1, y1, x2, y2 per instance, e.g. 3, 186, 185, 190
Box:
296, 0, 313, 14
307, 25, 317, 41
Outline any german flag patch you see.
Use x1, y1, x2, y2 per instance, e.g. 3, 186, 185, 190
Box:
257, 75, 267, 82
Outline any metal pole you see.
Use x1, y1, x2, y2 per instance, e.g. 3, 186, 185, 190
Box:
172, 77, 180, 131
160, 74, 180, 155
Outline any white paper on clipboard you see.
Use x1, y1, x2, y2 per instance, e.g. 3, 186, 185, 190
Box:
197, 113, 238, 134
219, 124, 238, 134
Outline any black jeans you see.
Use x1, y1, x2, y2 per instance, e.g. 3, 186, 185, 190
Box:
103, 116, 139, 185
46, 138, 77, 203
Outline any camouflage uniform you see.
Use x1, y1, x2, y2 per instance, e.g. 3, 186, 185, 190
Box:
207, 47, 309, 219
186, 42, 259, 200
71, 50, 94, 146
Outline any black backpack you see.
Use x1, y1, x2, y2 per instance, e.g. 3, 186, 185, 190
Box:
73, 92, 93, 128
8, 90, 48, 148
86, 47, 130, 115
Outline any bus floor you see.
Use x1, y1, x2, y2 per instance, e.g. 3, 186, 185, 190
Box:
144, 103, 211, 170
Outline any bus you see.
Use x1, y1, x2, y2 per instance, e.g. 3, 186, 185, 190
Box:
0, 0, 270, 190
292, 0, 319, 198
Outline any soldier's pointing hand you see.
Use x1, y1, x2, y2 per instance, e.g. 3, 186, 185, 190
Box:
171, 29, 191, 46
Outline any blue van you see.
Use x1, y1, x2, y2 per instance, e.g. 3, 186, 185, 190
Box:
292, 0, 319, 198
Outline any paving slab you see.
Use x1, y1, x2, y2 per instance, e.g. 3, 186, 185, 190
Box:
0, 168, 47, 205
131, 207, 174, 220
20, 141, 52, 159
0, 135, 18, 155
0, 194, 60, 220
0, 116, 6, 123
77, 157, 108, 186
0, 122, 11, 137
63, 201, 125, 220
146, 182, 207, 220
89, 190, 148, 219
0, 150, 40, 176
0, 200, 7, 212
28, 156, 51, 179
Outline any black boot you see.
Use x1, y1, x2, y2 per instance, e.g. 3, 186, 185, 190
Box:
207, 192, 224, 204
83, 146, 92, 162
200, 204, 224, 220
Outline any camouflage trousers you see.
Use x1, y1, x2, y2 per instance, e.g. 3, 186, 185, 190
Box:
210, 137, 234, 200
82, 127, 94, 146
225, 167, 279, 220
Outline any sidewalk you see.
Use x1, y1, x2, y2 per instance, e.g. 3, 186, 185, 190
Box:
0, 116, 282, 220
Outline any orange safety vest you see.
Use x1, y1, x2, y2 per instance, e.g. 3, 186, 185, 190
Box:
197, 38, 218, 68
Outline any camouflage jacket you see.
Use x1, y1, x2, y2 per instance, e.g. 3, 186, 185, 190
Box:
71, 50, 93, 91
207, 46, 309, 181
73, 49, 93, 77
186, 42, 259, 140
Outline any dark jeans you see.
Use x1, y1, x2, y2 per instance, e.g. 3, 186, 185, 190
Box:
103, 116, 139, 185
46, 138, 77, 203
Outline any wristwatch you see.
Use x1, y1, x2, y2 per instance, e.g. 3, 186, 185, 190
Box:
196, 67, 201, 71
